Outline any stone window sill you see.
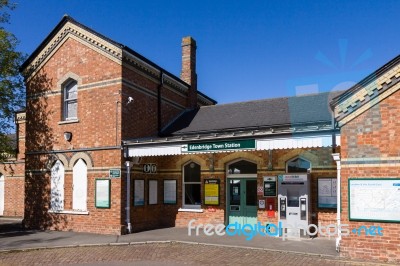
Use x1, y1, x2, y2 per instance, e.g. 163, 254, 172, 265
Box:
178, 208, 204, 213
48, 210, 89, 215
58, 119, 79, 125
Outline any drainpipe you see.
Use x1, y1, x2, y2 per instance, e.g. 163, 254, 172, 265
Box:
157, 72, 164, 135
116, 100, 120, 146
123, 145, 132, 234
125, 160, 132, 233
332, 153, 341, 252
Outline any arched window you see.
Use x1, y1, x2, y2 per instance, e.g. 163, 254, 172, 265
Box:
286, 157, 311, 173
228, 160, 257, 175
50, 160, 64, 211
0, 174, 4, 215
183, 162, 201, 209
73, 159, 87, 211
63, 79, 78, 120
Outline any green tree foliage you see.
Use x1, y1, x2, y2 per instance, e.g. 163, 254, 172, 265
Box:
0, 0, 25, 160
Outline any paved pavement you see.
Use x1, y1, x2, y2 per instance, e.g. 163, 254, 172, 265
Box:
0, 217, 394, 265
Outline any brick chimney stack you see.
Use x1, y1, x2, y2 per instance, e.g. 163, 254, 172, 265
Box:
180, 36, 198, 109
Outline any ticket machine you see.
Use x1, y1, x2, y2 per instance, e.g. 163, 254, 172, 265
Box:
278, 174, 310, 238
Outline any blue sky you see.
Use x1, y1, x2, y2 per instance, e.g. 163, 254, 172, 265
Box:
6, 0, 400, 103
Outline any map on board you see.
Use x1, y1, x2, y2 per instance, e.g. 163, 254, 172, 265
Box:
349, 179, 400, 221
318, 178, 337, 208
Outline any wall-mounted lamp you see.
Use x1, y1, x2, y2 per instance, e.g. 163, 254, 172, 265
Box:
64, 131, 72, 142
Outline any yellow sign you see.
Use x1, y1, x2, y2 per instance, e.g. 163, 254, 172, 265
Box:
204, 179, 220, 205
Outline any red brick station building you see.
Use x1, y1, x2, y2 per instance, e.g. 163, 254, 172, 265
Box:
1, 16, 400, 263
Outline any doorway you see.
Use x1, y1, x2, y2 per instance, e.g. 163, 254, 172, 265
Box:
227, 178, 257, 225
226, 159, 258, 225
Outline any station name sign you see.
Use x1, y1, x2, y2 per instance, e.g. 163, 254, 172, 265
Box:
182, 139, 256, 153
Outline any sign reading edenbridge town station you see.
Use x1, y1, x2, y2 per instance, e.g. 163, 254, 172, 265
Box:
182, 139, 256, 153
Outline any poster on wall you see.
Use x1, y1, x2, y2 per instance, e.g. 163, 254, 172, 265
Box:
164, 180, 177, 204
134, 179, 145, 206
149, 180, 158, 205
204, 179, 220, 205
349, 178, 400, 222
95, 179, 111, 208
263, 176, 277, 197
318, 178, 337, 208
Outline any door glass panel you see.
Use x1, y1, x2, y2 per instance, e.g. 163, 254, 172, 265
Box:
246, 180, 257, 206
229, 179, 240, 205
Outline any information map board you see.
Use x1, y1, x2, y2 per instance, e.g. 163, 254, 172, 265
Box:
349, 178, 400, 222
318, 178, 337, 208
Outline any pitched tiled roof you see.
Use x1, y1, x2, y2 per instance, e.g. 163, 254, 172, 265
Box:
162, 91, 341, 136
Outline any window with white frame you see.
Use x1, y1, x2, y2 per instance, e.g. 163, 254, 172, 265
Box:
63, 80, 78, 120
183, 162, 201, 208
286, 157, 311, 173
73, 159, 87, 211
50, 160, 64, 211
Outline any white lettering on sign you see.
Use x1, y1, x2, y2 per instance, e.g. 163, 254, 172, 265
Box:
224, 143, 240, 148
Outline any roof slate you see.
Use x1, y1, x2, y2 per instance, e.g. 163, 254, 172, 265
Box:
162, 91, 342, 136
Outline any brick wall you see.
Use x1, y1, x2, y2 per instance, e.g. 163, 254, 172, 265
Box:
121, 62, 192, 141
23, 36, 124, 234
0, 113, 25, 217
22, 27, 202, 234
339, 88, 400, 263
0, 162, 24, 217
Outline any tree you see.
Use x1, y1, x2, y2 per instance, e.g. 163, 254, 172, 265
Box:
0, 0, 25, 160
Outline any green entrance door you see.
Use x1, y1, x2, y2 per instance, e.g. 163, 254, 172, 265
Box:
228, 178, 258, 225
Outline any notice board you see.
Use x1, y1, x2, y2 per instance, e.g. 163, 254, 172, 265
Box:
318, 178, 337, 208
164, 180, 177, 204
95, 179, 111, 208
134, 179, 145, 206
204, 179, 220, 205
263, 176, 277, 197
349, 178, 400, 222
